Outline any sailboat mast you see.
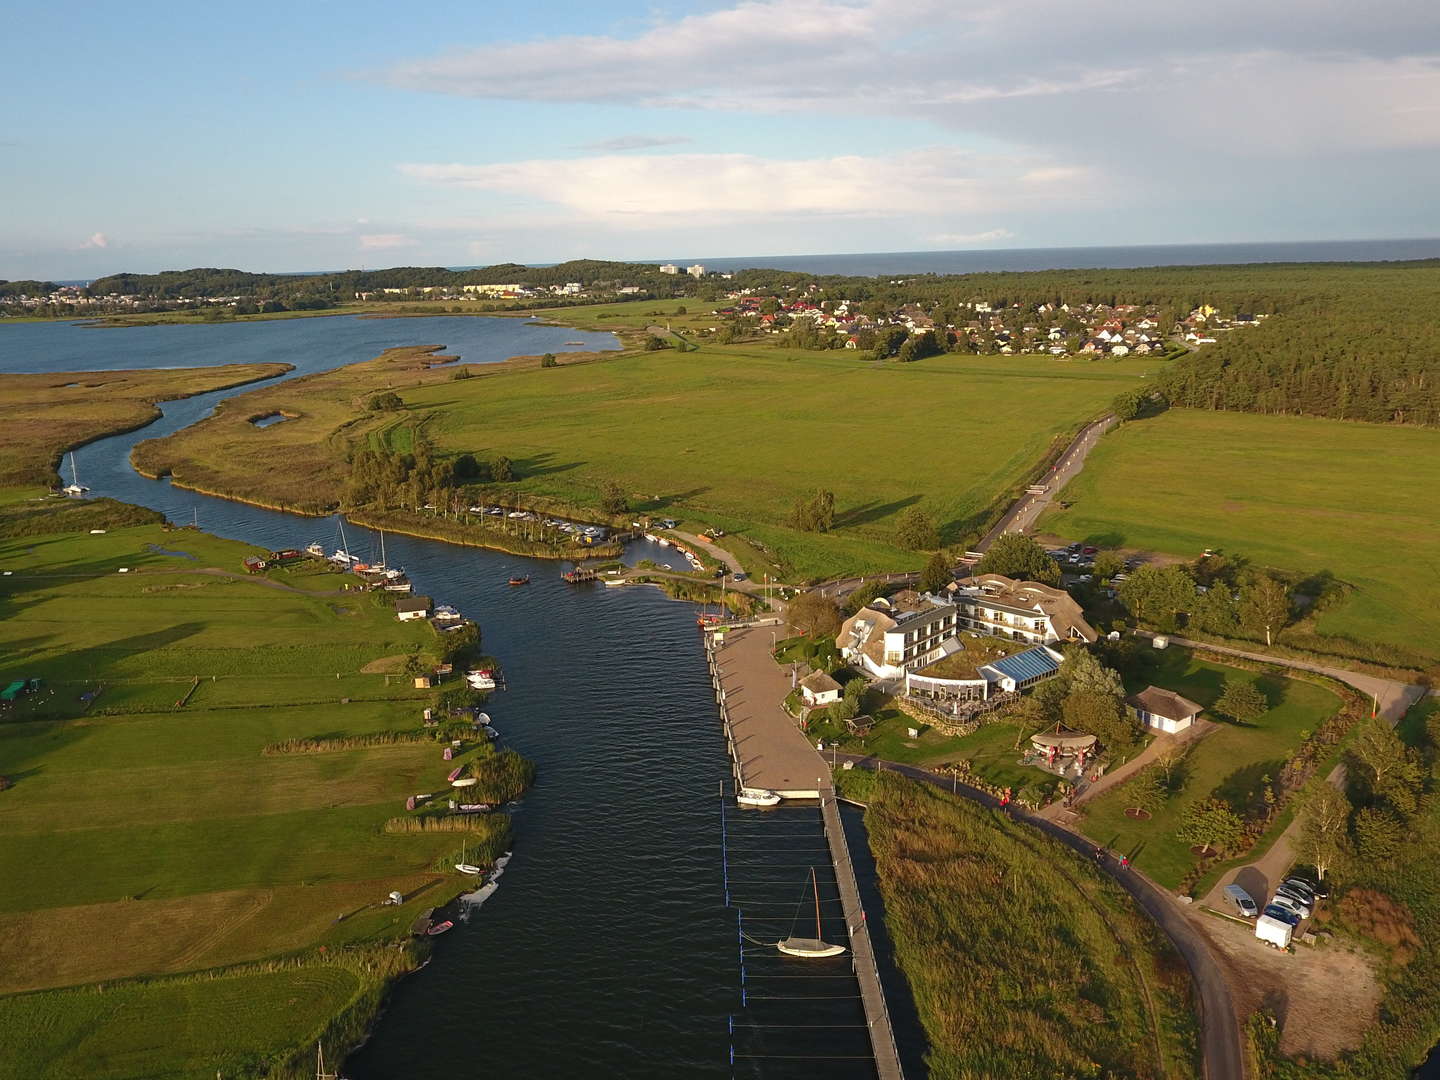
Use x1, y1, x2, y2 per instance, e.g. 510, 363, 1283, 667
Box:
812, 867, 822, 939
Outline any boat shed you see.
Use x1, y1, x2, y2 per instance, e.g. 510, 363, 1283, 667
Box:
396, 596, 433, 621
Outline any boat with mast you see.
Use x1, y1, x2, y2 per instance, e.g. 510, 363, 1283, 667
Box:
330, 519, 358, 565
61, 452, 88, 496
776, 867, 847, 958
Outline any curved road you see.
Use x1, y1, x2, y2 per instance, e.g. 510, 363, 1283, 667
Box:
837, 751, 1245, 1080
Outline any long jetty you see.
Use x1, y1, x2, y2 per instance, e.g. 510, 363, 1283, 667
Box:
707, 623, 904, 1080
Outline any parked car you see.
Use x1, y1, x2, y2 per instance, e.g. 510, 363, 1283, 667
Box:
1274, 887, 1313, 918
1224, 884, 1259, 918
1082, 545, 1098, 555
1263, 902, 1302, 926
732, 572, 747, 581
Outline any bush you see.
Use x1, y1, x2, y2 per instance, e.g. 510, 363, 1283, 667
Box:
367, 392, 404, 412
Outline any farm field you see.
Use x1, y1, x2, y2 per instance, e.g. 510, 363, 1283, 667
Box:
1077, 647, 1342, 890
0, 363, 291, 487
404, 344, 1160, 580
0, 519, 512, 1075
1041, 408, 1440, 667
836, 768, 1198, 1078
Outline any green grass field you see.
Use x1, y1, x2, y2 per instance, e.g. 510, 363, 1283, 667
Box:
837, 768, 1198, 1078
1077, 648, 1341, 889
402, 344, 1159, 580
0, 364, 290, 487
0, 519, 513, 1074
1042, 408, 1440, 666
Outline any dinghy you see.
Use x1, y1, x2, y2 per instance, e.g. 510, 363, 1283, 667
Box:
777, 868, 847, 958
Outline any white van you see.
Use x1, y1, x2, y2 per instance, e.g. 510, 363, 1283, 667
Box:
1223, 884, 1258, 918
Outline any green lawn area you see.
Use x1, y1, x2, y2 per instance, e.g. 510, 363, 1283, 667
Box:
403, 344, 1158, 580
845, 709, 1063, 799
1077, 647, 1342, 890
1041, 408, 1440, 666
837, 768, 1198, 1078
0, 519, 512, 1074
0, 963, 365, 1080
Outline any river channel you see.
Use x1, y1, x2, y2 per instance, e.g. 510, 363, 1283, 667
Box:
1, 316, 922, 1079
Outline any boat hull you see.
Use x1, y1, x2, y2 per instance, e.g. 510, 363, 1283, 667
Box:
777, 937, 846, 958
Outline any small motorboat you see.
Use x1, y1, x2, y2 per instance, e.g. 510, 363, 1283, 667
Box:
454, 862, 483, 876
508, 575, 530, 586
737, 787, 781, 808
305, 541, 324, 557
482, 725, 500, 740
426, 920, 455, 936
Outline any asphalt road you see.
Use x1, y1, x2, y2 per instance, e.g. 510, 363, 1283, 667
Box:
977, 413, 1117, 551
836, 752, 1245, 1080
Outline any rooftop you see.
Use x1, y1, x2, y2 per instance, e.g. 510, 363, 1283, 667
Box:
1127, 685, 1204, 720
914, 632, 1031, 680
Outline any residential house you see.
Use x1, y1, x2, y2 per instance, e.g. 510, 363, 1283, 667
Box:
1127, 686, 1203, 734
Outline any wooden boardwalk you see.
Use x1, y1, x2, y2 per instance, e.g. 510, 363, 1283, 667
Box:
822, 789, 905, 1080
708, 625, 904, 1078
708, 625, 827, 798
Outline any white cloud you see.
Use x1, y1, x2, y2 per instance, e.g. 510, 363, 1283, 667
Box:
358, 233, 415, 250
578, 134, 692, 152
374, 0, 1440, 157
399, 149, 1093, 225
82, 232, 109, 249
930, 229, 1014, 247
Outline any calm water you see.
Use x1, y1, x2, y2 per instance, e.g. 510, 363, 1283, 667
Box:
672, 237, 1440, 277
0, 317, 919, 1079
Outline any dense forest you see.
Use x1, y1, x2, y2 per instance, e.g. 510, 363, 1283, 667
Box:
86, 259, 680, 300
1155, 264, 1440, 425
0, 280, 59, 297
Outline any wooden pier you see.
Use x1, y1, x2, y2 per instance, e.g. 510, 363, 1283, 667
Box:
707, 625, 904, 1079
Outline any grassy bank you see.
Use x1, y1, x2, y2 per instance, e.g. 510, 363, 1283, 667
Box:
0, 511, 526, 1074
0, 363, 292, 486
1041, 408, 1440, 667
399, 344, 1158, 580
837, 768, 1198, 1078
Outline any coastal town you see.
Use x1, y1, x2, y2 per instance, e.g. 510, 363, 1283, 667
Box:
4, 2, 1438, 1072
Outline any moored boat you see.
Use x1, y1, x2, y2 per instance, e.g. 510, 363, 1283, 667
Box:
737, 787, 781, 808
776, 868, 847, 958
427, 919, 454, 935
508, 575, 530, 586
454, 862, 483, 875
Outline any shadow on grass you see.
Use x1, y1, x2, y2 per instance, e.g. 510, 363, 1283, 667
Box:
832, 494, 921, 530
510, 452, 584, 479
1214, 758, 1285, 813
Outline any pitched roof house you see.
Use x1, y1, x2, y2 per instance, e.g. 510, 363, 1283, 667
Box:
947, 574, 1098, 645
1127, 686, 1204, 734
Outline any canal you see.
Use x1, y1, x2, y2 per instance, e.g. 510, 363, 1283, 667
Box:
0, 316, 918, 1079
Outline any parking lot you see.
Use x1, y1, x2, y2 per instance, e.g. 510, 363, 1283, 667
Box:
1189, 906, 1381, 1061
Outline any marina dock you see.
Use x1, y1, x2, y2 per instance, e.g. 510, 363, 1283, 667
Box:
708, 624, 904, 1080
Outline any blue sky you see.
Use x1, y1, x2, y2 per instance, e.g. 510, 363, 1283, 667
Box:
4, 0, 1439, 278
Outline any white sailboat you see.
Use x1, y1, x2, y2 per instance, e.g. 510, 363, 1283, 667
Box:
62, 452, 88, 496
454, 839, 482, 876
777, 868, 847, 958
330, 519, 358, 564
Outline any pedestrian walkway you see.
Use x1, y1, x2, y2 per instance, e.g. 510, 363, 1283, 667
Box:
709, 625, 828, 798
1038, 717, 1216, 821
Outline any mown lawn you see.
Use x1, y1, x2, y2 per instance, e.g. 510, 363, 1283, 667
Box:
0, 520, 512, 1073
405, 344, 1159, 580
1041, 408, 1440, 666
1077, 648, 1341, 889
838, 768, 1198, 1079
